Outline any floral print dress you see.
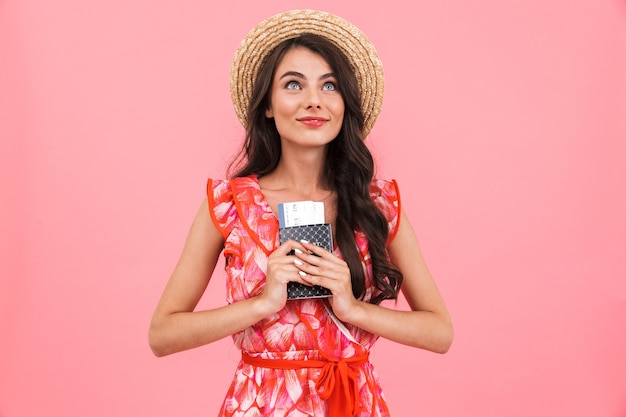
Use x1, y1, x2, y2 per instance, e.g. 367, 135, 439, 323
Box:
207, 175, 401, 417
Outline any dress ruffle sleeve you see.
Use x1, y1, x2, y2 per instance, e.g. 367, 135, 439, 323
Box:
369, 179, 401, 245
207, 179, 236, 236
207, 178, 240, 258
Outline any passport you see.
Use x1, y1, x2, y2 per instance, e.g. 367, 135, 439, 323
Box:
279, 223, 333, 299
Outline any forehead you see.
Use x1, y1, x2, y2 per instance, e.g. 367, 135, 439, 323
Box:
274, 47, 333, 76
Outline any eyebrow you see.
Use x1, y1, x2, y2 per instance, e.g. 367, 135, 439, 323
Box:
278, 71, 336, 81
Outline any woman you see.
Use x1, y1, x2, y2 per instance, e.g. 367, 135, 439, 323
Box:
149, 10, 453, 417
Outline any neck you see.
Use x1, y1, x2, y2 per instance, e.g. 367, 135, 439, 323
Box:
260, 146, 331, 197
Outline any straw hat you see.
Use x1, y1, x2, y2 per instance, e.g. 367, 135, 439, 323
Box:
230, 9, 384, 138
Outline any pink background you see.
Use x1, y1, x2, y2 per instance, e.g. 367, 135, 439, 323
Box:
2, 0, 625, 416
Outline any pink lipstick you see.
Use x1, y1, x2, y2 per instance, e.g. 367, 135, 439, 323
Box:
297, 116, 328, 127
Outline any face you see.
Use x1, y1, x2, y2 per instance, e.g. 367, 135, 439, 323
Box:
265, 47, 345, 148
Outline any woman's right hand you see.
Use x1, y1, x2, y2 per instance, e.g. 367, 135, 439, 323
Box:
258, 240, 310, 314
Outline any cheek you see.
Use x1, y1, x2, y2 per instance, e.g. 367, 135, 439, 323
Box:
330, 99, 345, 120
270, 96, 298, 117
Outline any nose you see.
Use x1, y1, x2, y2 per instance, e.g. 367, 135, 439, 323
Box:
305, 89, 322, 109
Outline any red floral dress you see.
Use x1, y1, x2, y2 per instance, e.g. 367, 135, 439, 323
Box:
207, 175, 401, 417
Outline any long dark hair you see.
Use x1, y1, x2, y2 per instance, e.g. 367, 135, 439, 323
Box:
230, 34, 402, 304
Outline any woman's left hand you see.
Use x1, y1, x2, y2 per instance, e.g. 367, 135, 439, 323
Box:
294, 241, 359, 322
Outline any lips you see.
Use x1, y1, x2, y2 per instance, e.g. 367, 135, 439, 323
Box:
297, 116, 329, 127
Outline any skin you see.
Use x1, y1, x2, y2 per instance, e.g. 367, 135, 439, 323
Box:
149, 47, 453, 358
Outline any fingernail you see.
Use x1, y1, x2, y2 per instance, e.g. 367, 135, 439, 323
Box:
294, 248, 303, 255
294, 259, 303, 266
299, 271, 307, 277
300, 240, 309, 244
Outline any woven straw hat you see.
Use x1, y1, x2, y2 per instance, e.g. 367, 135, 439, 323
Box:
230, 9, 384, 138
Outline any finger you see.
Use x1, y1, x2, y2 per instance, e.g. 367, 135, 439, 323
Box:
295, 270, 314, 286
298, 271, 334, 291
294, 251, 325, 269
298, 266, 345, 284
295, 246, 346, 270
267, 265, 312, 288
299, 241, 345, 266
291, 258, 316, 286
294, 259, 349, 286
271, 239, 308, 257
275, 257, 316, 286
298, 240, 329, 257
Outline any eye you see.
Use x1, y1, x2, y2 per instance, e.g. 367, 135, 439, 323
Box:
322, 82, 336, 91
286, 81, 301, 90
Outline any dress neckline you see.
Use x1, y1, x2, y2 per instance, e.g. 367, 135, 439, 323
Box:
228, 175, 280, 255
234, 175, 340, 254
249, 175, 281, 223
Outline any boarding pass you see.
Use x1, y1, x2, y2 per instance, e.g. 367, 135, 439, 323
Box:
277, 201, 325, 228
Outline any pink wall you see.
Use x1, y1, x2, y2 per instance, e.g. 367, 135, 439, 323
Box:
2, 1, 625, 416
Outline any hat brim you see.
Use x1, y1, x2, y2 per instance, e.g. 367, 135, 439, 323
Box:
230, 9, 384, 138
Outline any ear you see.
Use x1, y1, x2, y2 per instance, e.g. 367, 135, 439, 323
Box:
265, 106, 273, 118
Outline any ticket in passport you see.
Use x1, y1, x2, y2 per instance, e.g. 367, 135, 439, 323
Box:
277, 201, 325, 228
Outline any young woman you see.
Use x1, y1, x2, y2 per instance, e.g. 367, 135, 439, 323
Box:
149, 10, 453, 417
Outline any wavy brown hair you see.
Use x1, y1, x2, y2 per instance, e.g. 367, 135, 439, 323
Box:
229, 34, 402, 304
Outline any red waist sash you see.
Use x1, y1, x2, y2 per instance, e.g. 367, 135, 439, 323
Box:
242, 351, 370, 417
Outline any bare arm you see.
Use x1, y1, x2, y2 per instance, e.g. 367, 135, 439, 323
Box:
148, 198, 312, 357
295, 209, 453, 353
